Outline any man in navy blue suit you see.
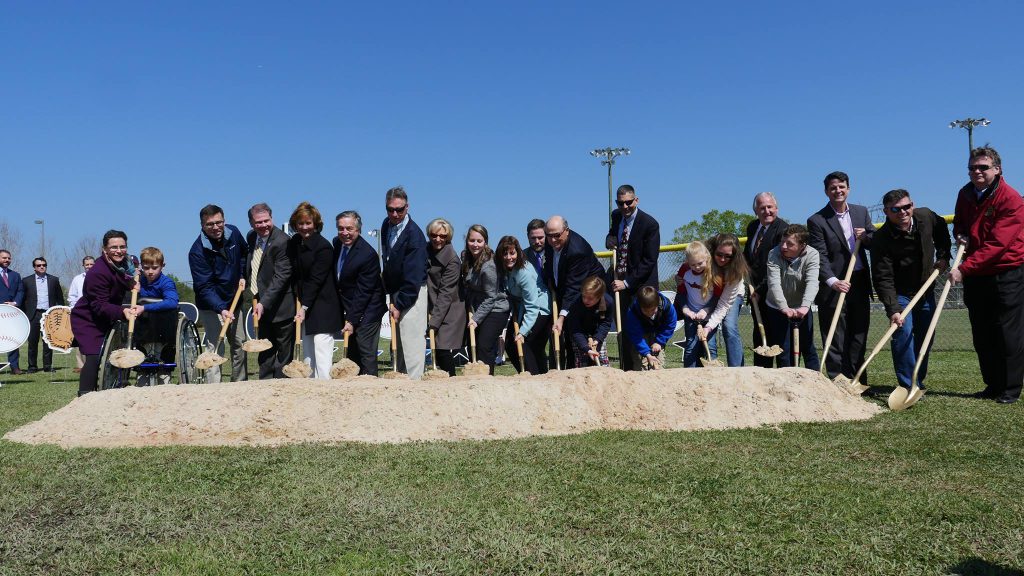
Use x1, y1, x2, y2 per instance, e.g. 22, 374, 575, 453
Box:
525, 218, 546, 276
380, 186, 428, 379
544, 215, 606, 367
0, 249, 25, 374
334, 210, 388, 376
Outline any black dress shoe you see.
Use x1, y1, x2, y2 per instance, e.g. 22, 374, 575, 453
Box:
996, 396, 1019, 404
10, 368, 22, 375
972, 389, 998, 399
26, 368, 38, 374
43, 368, 56, 373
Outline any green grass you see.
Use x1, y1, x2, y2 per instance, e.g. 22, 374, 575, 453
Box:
2, 347, 1022, 574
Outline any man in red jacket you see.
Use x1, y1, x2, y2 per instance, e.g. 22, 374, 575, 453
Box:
951, 146, 1024, 404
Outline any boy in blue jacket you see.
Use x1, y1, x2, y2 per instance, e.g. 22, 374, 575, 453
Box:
624, 285, 677, 370
131, 247, 180, 385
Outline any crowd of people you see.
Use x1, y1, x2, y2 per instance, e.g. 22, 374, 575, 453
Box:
1, 147, 1021, 405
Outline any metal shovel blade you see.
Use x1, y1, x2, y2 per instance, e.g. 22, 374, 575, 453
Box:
282, 359, 312, 378
108, 348, 146, 369
195, 351, 228, 370
242, 338, 273, 353
699, 357, 724, 367
887, 386, 911, 411
833, 374, 869, 395
902, 387, 926, 409
753, 344, 783, 357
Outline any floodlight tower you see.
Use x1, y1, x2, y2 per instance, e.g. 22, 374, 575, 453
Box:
34, 219, 44, 259
949, 118, 990, 153
590, 147, 630, 225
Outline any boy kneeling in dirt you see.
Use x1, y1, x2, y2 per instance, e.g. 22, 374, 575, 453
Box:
624, 285, 677, 370
565, 275, 613, 368
130, 247, 180, 385
765, 225, 820, 369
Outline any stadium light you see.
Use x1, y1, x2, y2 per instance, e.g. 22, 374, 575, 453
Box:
949, 118, 990, 153
589, 147, 631, 224
34, 219, 44, 259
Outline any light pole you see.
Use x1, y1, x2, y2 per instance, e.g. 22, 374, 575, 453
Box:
590, 147, 630, 225
949, 118, 990, 153
34, 219, 44, 259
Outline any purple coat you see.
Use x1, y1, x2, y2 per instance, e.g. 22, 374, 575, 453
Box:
71, 257, 134, 354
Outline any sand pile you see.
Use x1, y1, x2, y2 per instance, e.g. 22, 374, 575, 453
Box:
3, 367, 881, 449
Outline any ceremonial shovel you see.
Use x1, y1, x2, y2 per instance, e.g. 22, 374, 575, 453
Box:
381, 310, 407, 379
835, 268, 942, 395
748, 283, 782, 357
463, 311, 490, 376
423, 323, 450, 380
698, 322, 724, 367
109, 271, 146, 369
241, 297, 272, 353
195, 280, 245, 370
513, 321, 526, 375
329, 330, 360, 379
821, 237, 862, 375
791, 320, 800, 367
550, 291, 562, 371
282, 297, 312, 378
889, 248, 964, 410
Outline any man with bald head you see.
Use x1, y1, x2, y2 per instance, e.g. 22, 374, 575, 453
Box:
744, 192, 789, 367
543, 215, 606, 366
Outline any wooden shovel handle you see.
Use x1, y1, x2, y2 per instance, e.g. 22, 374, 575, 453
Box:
469, 311, 477, 363
126, 271, 140, 334
514, 321, 524, 367
821, 236, 863, 373
429, 328, 438, 370
911, 248, 966, 384
747, 283, 769, 345
218, 280, 246, 341
294, 297, 302, 344
252, 298, 260, 329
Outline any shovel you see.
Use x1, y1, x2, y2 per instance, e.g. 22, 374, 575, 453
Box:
513, 321, 526, 374
820, 237, 862, 375
381, 309, 408, 379
890, 248, 965, 410
698, 323, 724, 367
611, 252, 625, 369
836, 268, 942, 395
791, 320, 801, 367
463, 311, 490, 376
241, 297, 273, 353
329, 330, 360, 379
549, 289, 562, 371
423, 325, 450, 380
109, 271, 146, 369
282, 297, 312, 378
748, 284, 782, 357
195, 280, 246, 370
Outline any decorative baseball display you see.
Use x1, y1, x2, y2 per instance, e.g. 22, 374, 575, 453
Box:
0, 303, 31, 354
41, 305, 75, 353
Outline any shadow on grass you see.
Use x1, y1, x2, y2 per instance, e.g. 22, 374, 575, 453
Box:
949, 557, 1024, 576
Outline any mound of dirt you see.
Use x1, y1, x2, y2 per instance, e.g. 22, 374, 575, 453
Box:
3, 367, 881, 448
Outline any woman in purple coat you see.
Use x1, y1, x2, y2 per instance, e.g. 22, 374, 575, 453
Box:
71, 230, 137, 395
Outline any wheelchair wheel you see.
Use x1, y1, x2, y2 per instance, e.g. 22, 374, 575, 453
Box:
98, 321, 132, 390
175, 313, 202, 384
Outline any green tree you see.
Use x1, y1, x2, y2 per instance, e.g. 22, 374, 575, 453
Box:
167, 273, 196, 304
671, 209, 755, 244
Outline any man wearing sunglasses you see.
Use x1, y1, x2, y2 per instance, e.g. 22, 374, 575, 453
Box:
870, 189, 951, 394
604, 184, 660, 371
21, 257, 65, 373
380, 186, 428, 379
951, 146, 1024, 404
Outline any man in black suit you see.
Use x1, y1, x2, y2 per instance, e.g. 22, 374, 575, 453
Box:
335, 210, 387, 376
544, 215, 606, 367
0, 249, 25, 373
21, 257, 65, 372
525, 219, 546, 276
744, 192, 789, 367
604, 184, 660, 371
381, 186, 429, 379
246, 203, 295, 379
807, 171, 875, 385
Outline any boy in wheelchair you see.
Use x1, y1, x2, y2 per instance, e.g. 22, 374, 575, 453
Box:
129, 247, 180, 386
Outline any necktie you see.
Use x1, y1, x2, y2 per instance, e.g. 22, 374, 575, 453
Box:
616, 222, 629, 278
337, 246, 348, 280
250, 239, 264, 296
754, 227, 765, 253
1, 269, 7, 288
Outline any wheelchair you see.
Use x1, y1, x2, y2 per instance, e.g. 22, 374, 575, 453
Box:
97, 301, 202, 390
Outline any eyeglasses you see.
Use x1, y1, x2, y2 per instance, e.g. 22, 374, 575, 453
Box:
386, 205, 408, 214
714, 252, 734, 260
107, 246, 128, 252
429, 233, 448, 239
888, 203, 913, 214
545, 230, 566, 239
616, 198, 636, 207
203, 220, 225, 228
968, 164, 993, 172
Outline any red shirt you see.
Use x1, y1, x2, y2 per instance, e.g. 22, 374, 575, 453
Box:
953, 177, 1024, 277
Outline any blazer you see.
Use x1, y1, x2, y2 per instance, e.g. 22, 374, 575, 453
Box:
604, 208, 660, 290
380, 216, 428, 311
246, 227, 295, 323
807, 203, 875, 307
0, 267, 24, 306
334, 235, 387, 327
70, 257, 134, 355
463, 258, 510, 324
743, 217, 789, 298
543, 229, 606, 314
289, 232, 342, 335
427, 243, 466, 350
503, 264, 550, 338
22, 273, 65, 312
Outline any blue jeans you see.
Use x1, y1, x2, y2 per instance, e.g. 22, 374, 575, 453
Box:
684, 318, 718, 368
764, 306, 820, 370
720, 296, 744, 367
890, 292, 936, 389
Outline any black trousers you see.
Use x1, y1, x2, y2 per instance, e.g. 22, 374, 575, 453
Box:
964, 264, 1024, 400
751, 295, 784, 368
472, 310, 508, 375
27, 309, 53, 370
433, 349, 457, 376
505, 314, 552, 375
817, 269, 871, 385
78, 354, 100, 395
347, 318, 381, 376
257, 313, 295, 379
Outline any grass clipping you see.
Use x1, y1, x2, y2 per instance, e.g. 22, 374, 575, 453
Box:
5, 367, 881, 448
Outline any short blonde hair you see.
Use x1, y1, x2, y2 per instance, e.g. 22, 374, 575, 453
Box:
427, 218, 453, 245
581, 275, 606, 298
685, 240, 712, 299
140, 247, 164, 266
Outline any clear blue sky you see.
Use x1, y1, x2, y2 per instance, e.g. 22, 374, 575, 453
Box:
3, 1, 1022, 279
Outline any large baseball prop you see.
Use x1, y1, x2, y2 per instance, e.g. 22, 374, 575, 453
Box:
0, 303, 30, 354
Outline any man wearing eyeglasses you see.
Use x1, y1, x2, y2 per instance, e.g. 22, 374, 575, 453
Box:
21, 257, 65, 373
544, 215, 606, 367
745, 192, 789, 367
189, 204, 249, 383
604, 185, 660, 371
380, 186, 428, 379
951, 146, 1024, 404
246, 203, 295, 379
870, 189, 951, 394
807, 171, 875, 387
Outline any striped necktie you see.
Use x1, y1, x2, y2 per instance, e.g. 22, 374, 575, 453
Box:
250, 239, 264, 296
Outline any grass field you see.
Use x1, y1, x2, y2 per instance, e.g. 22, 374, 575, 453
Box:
2, 343, 1021, 574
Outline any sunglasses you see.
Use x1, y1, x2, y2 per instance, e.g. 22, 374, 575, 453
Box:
968, 164, 993, 172
714, 252, 734, 260
888, 203, 913, 214
616, 198, 636, 207
386, 205, 408, 214
546, 230, 566, 239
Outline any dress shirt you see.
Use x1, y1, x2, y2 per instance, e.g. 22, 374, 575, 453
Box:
35, 275, 50, 309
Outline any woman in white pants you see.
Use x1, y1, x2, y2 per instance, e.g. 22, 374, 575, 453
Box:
288, 202, 342, 379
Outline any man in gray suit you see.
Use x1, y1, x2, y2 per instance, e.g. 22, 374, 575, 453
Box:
246, 203, 295, 379
807, 171, 875, 385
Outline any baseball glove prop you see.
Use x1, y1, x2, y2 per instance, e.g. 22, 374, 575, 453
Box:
41, 305, 74, 353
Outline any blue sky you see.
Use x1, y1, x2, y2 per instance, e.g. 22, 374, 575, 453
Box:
3, 1, 1022, 279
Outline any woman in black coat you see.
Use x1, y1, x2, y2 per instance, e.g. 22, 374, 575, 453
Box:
426, 218, 466, 376
289, 202, 342, 379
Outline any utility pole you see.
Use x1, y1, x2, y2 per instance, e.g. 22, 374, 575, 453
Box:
34, 219, 44, 259
589, 147, 630, 226
949, 118, 990, 153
